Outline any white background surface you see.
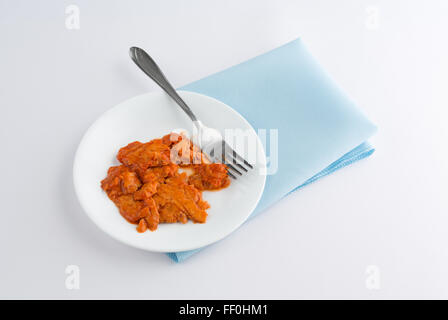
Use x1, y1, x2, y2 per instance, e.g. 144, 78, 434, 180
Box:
1, 0, 447, 299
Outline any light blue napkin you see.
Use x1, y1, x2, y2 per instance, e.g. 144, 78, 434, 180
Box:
167, 38, 377, 262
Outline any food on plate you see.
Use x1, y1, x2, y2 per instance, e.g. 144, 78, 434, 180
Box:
101, 133, 230, 232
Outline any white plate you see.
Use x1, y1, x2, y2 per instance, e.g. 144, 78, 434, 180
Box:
73, 91, 266, 252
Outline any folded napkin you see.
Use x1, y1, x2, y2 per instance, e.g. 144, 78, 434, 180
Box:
167, 38, 377, 262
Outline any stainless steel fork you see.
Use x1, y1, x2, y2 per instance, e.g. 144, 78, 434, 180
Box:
129, 47, 253, 179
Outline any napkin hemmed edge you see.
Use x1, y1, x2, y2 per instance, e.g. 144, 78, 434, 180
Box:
287, 142, 375, 196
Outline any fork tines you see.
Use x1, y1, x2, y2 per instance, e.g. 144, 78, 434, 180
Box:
205, 141, 253, 179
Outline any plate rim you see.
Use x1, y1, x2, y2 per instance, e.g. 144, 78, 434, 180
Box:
73, 90, 267, 252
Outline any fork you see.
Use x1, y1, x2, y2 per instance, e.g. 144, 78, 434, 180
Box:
129, 46, 253, 179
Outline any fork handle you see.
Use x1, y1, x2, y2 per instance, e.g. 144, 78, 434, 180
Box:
129, 47, 198, 122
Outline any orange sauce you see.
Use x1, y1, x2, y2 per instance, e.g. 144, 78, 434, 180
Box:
101, 133, 230, 232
